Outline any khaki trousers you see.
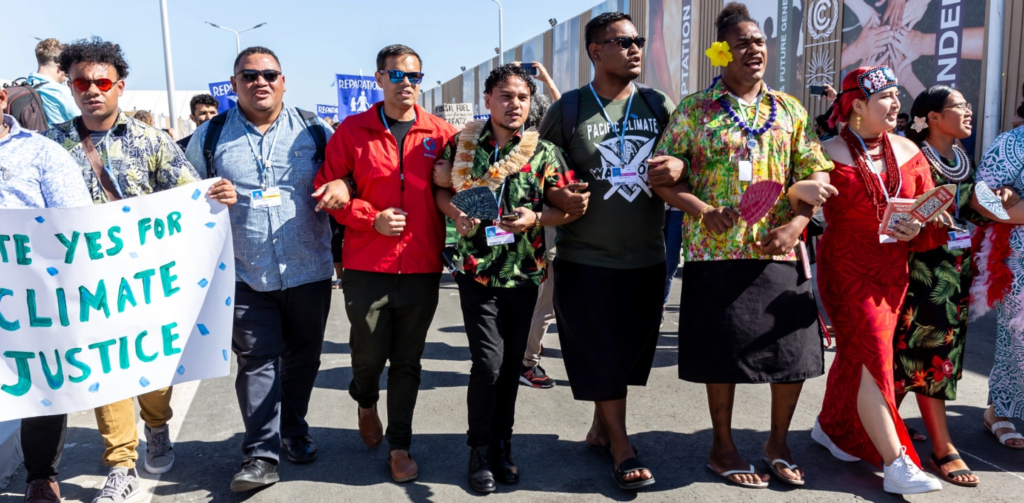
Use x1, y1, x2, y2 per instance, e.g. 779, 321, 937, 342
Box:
93, 387, 173, 467
523, 226, 557, 368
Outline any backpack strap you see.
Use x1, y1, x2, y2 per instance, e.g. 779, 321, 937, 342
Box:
296, 108, 327, 164
633, 83, 670, 132
559, 88, 581, 147
202, 113, 228, 179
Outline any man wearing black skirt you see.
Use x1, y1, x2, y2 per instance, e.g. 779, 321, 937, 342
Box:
538, 12, 685, 490
652, 3, 834, 488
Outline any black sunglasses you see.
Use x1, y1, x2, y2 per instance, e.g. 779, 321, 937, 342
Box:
235, 69, 281, 83
385, 70, 424, 85
597, 36, 646, 50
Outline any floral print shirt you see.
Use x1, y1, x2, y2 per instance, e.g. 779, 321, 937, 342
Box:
45, 111, 201, 204
440, 123, 571, 288
654, 79, 833, 262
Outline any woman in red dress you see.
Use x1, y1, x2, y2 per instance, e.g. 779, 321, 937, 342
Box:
812, 67, 946, 495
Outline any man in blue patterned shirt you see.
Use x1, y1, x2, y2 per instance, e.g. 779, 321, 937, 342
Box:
185, 46, 334, 492
1, 94, 91, 503
45, 37, 237, 503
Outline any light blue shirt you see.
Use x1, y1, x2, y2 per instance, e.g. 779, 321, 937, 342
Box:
186, 106, 334, 292
26, 73, 81, 127
0, 115, 91, 209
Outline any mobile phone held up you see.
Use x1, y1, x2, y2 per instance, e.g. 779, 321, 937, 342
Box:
520, 63, 538, 76
809, 85, 827, 97
501, 213, 520, 221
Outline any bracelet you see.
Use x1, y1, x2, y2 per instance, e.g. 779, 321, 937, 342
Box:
529, 209, 542, 230
697, 205, 711, 225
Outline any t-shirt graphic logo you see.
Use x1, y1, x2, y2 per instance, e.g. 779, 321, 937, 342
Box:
593, 135, 655, 202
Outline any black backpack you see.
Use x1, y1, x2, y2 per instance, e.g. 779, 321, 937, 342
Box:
559, 82, 671, 144
2, 78, 48, 132
202, 108, 327, 179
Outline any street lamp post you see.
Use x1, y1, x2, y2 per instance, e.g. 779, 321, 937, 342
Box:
204, 21, 267, 54
159, 0, 177, 131
490, 0, 503, 65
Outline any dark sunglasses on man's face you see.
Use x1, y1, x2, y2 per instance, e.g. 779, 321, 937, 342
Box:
597, 36, 646, 50
386, 70, 424, 85
236, 69, 282, 83
70, 78, 119, 93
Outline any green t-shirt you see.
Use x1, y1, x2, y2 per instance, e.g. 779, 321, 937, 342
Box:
539, 86, 675, 269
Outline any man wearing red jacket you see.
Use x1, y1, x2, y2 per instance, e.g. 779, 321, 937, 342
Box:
314, 44, 456, 483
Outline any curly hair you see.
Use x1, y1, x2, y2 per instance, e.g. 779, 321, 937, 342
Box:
58, 37, 129, 80
189, 93, 219, 115
716, 2, 757, 41
484, 64, 537, 97
525, 94, 551, 130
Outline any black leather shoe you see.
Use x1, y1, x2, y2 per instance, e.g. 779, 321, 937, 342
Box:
468, 446, 496, 493
230, 458, 280, 492
490, 439, 519, 484
282, 435, 318, 464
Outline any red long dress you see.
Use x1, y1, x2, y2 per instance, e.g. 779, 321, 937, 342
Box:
817, 151, 946, 468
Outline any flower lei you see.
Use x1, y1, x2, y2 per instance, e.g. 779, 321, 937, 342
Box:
705, 41, 733, 67
452, 119, 539, 192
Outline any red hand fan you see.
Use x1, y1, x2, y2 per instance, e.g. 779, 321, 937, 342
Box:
739, 180, 784, 224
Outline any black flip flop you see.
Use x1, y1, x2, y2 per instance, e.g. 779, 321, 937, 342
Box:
930, 453, 979, 487
613, 457, 656, 490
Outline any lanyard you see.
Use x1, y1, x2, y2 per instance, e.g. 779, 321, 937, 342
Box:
380, 105, 417, 130
851, 129, 902, 204
731, 91, 764, 157
492, 147, 508, 217
244, 122, 282, 190
924, 144, 962, 218
589, 83, 634, 166
99, 129, 125, 199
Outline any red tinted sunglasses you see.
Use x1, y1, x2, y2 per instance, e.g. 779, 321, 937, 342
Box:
70, 78, 120, 93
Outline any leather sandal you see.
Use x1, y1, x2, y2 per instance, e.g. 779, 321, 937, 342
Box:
930, 453, 978, 487
613, 457, 655, 490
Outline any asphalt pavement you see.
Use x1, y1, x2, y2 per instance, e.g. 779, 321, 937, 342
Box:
3, 275, 1023, 502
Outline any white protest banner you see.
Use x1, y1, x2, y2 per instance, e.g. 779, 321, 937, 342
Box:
0, 179, 234, 421
435, 103, 475, 130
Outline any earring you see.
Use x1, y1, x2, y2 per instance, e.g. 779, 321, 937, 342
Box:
855, 116, 861, 129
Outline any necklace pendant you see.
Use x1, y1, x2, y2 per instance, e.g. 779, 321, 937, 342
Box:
746, 138, 758, 150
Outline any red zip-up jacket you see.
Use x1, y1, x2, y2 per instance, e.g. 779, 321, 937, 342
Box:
315, 103, 457, 274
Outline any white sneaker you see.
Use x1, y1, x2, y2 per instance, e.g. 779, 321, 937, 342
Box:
883, 446, 942, 494
811, 416, 861, 462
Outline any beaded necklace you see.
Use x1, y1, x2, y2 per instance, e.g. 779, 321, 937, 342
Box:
921, 141, 971, 183
841, 126, 902, 222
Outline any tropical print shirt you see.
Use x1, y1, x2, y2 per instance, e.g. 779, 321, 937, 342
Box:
45, 111, 201, 204
439, 123, 571, 288
654, 79, 833, 262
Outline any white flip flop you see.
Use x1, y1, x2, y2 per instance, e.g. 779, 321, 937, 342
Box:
985, 420, 1024, 449
706, 464, 769, 489
762, 456, 805, 486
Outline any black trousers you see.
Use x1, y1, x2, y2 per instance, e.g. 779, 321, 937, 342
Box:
343, 270, 441, 451
233, 279, 331, 462
455, 274, 538, 447
21, 414, 66, 483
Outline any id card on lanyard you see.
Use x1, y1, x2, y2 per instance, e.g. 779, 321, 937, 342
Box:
947, 183, 971, 249
245, 122, 283, 208
590, 83, 639, 186
484, 148, 515, 246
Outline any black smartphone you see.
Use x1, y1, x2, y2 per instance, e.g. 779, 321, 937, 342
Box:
809, 85, 826, 97
501, 213, 519, 221
520, 63, 538, 76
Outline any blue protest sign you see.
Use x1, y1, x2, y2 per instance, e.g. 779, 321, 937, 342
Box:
316, 104, 339, 122
208, 81, 237, 113
336, 74, 383, 121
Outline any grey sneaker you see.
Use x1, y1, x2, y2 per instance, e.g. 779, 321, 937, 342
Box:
144, 424, 175, 474
91, 466, 140, 503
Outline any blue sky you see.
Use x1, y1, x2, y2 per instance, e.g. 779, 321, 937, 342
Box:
0, 0, 602, 111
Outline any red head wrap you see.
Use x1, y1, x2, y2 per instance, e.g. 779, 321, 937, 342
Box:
827, 67, 869, 130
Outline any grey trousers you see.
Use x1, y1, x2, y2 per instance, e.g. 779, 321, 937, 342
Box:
232, 279, 331, 462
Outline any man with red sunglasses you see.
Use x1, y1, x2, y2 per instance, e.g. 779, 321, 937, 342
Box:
43, 37, 237, 503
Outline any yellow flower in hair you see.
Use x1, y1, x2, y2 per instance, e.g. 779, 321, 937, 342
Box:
705, 41, 733, 67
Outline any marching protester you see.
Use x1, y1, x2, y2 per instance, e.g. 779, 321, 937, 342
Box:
813, 66, 947, 495
177, 93, 219, 151
973, 93, 1024, 451
653, 3, 833, 488
44, 37, 237, 503
434, 64, 581, 493
893, 86, 998, 486
1, 88, 93, 503
313, 44, 457, 483
538, 11, 683, 490
185, 46, 333, 491
27, 38, 80, 127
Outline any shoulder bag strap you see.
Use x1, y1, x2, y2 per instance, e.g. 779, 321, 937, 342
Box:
74, 118, 121, 201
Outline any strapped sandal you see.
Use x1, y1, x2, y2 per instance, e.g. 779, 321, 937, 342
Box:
589, 442, 638, 463
762, 456, 804, 486
706, 463, 768, 489
930, 453, 979, 487
613, 457, 655, 490
984, 420, 1024, 449
907, 426, 928, 443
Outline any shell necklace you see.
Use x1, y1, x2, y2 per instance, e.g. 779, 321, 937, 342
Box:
921, 141, 971, 182
451, 119, 539, 192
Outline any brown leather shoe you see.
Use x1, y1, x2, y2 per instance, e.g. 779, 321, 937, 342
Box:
24, 479, 60, 502
388, 450, 418, 482
358, 405, 383, 448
